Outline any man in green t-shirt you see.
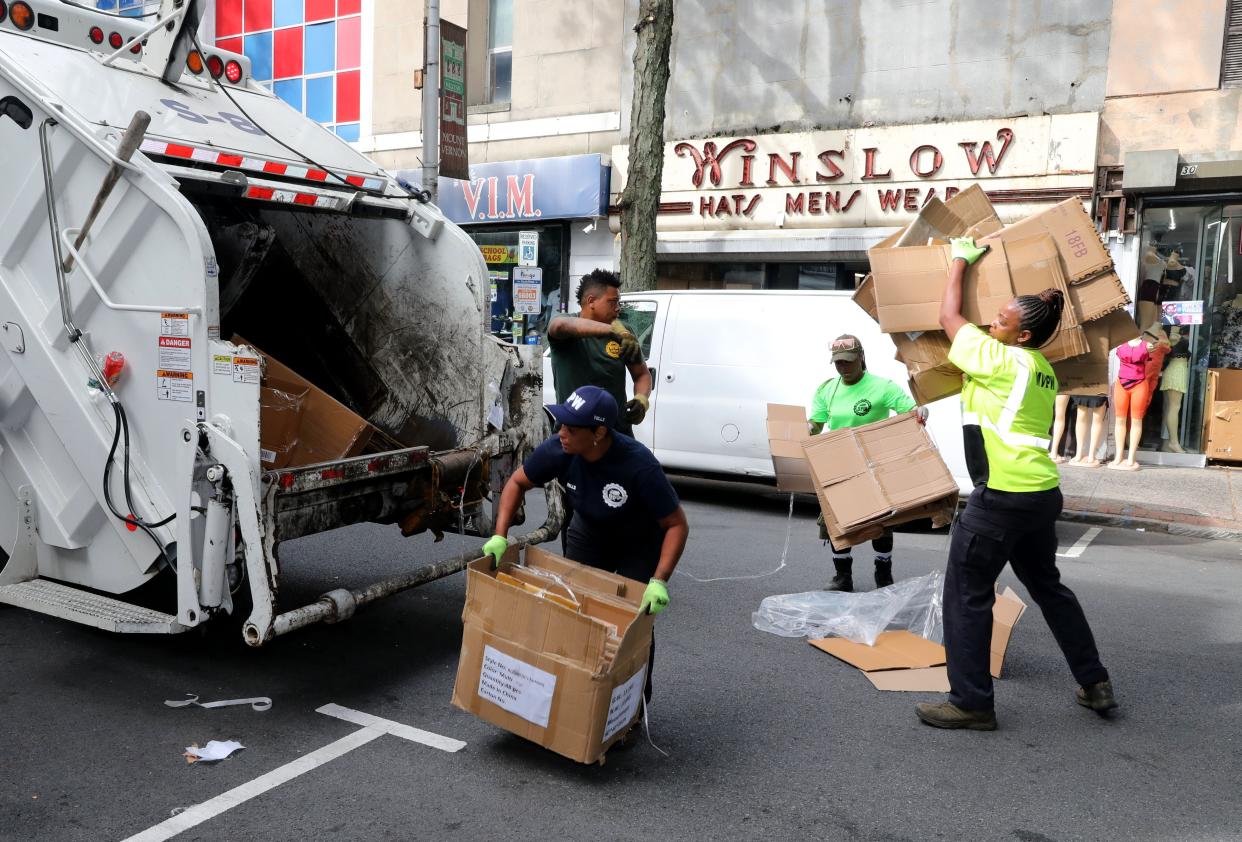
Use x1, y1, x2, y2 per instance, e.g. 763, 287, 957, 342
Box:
548, 269, 652, 437
809, 335, 926, 591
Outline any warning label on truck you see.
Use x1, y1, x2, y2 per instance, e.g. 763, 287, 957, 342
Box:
157, 336, 191, 371
232, 356, 260, 384
159, 313, 190, 337
156, 370, 193, 402
212, 354, 233, 376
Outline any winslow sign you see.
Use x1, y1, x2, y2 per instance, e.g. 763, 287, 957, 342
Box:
610, 113, 1098, 231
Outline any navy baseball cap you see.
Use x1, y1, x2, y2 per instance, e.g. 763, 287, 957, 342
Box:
546, 386, 618, 429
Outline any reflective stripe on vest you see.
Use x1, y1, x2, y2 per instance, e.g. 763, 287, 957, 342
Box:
960, 347, 1051, 449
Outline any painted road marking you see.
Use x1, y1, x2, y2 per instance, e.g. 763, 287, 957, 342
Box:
121, 706, 463, 842
316, 703, 466, 752
1057, 527, 1102, 559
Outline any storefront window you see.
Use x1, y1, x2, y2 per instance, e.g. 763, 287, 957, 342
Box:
471, 226, 564, 346
1135, 202, 1242, 455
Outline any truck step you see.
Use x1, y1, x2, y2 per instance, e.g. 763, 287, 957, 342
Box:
0, 579, 184, 634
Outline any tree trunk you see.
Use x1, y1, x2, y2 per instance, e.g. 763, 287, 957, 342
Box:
619, 0, 673, 292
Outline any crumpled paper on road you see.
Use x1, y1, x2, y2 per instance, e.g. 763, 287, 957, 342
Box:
183, 740, 244, 764
752, 570, 944, 646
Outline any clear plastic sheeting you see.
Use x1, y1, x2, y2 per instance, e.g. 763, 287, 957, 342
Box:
752, 571, 944, 646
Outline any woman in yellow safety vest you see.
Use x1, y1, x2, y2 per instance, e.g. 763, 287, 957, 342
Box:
914, 237, 1116, 732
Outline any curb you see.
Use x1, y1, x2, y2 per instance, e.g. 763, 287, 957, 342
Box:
1059, 505, 1242, 542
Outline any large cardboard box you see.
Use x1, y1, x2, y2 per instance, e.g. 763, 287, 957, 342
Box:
982, 198, 1113, 281
234, 336, 377, 468
874, 185, 1003, 251
259, 378, 309, 469
808, 587, 1027, 691
1052, 309, 1141, 395
853, 273, 878, 322
1204, 369, 1242, 463
766, 404, 815, 493
801, 413, 960, 548
452, 545, 654, 764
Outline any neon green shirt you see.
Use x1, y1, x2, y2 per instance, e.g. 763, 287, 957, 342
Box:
809, 371, 916, 430
948, 324, 1059, 493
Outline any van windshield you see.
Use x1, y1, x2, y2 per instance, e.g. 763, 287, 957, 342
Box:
66, 0, 161, 17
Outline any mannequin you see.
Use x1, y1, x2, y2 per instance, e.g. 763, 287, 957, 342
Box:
1068, 394, 1108, 467
1137, 246, 1165, 331
1110, 333, 1159, 470
1049, 394, 1071, 463
1160, 325, 1189, 452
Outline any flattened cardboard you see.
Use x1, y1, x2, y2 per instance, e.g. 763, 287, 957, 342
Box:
853, 273, 879, 322
1068, 270, 1131, 322
451, 547, 654, 764
809, 587, 1027, 691
909, 368, 964, 405
802, 413, 959, 546
983, 198, 1113, 282
944, 184, 1004, 239
869, 240, 1015, 333
234, 336, 376, 468
1205, 369, 1242, 463
766, 404, 815, 493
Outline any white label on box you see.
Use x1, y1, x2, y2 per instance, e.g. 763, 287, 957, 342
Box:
212, 354, 233, 376
260, 448, 277, 464
157, 336, 192, 371
603, 665, 647, 743
232, 356, 260, 384
478, 645, 556, 728
159, 312, 190, 337
156, 370, 193, 402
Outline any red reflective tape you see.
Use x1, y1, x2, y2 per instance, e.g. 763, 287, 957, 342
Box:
294, 193, 317, 206
263, 161, 288, 175
217, 154, 243, 166
320, 467, 345, 481
346, 175, 366, 187
247, 186, 275, 200
306, 169, 328, 182
367, 458, 386, 472
165, 144, 195, 159
279, 473, 294, 490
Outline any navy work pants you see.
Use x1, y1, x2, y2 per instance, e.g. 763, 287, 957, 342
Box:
945, 485, 1109, 711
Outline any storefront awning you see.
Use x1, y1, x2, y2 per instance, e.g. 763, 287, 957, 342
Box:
652, 227, 900, 262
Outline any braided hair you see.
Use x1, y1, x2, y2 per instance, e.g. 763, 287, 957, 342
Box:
1015, 288, 1065, 348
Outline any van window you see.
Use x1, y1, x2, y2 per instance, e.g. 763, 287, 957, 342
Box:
619, 300, 658, 359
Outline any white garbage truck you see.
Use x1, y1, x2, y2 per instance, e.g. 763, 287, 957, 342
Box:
0, 0, 557, 644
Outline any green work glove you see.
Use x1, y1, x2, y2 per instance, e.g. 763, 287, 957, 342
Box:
482, 534, 509, 568
625, 394, 649, 425
640, 578, 669, 615
610, 321, 643, 364
950, 237, 989, 266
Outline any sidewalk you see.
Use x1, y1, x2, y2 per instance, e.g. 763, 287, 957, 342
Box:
1057, 460, 1242, 539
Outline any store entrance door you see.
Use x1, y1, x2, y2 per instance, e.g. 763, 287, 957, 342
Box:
1135, 201, 1242, 462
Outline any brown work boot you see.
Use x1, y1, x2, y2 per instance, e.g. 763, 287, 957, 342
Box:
915, 701, 997, 731
1076, 680, 1118, 715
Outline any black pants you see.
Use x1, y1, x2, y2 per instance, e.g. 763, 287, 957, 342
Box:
566, 515, 659, 702
945, 486, 1109, 711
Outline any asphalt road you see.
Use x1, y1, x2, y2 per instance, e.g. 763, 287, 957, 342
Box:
2, 477, 1241, 842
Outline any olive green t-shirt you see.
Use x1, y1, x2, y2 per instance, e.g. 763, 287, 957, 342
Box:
549, 316, 633, 435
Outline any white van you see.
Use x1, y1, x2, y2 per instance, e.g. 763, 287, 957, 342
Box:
543, 290, 971, 492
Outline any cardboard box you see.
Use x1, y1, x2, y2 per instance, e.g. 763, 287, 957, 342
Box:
1052, 308, 1140, 395
875, 185, 1003, 251
234, 336, 377, 468
259, 378, 309, 468
982, 198, 1113, 282
766, 404, 815, 493
1205, 369, 1242, 463
451, 545, 654, 764
802, 412, 960, 547
808, 587, 1027, 691
1067, 270, 1131, 322
853, 273, 878, 322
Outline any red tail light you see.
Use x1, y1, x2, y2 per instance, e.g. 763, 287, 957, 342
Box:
88, 26, 103, 44
206, 54, 224, 79
0, 1, 9, 25
129, 40, 141, 55
224, 60, 242, 83
108, 31, 122, 49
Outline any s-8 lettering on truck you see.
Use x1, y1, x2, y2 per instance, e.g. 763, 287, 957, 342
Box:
0, 0, 558, 644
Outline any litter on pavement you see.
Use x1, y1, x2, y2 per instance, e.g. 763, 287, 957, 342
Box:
183, 740, 245, 763
165, 694, 272, 711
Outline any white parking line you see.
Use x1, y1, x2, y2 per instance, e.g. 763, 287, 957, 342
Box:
1057, 527, 1102, 559
121, 706, 464, 842
316, 703, 466, 752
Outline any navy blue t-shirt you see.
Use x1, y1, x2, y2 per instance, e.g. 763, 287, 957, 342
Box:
522, 433, 680, 551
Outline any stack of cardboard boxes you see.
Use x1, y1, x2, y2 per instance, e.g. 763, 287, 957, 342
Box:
856, 186, 1141, 403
